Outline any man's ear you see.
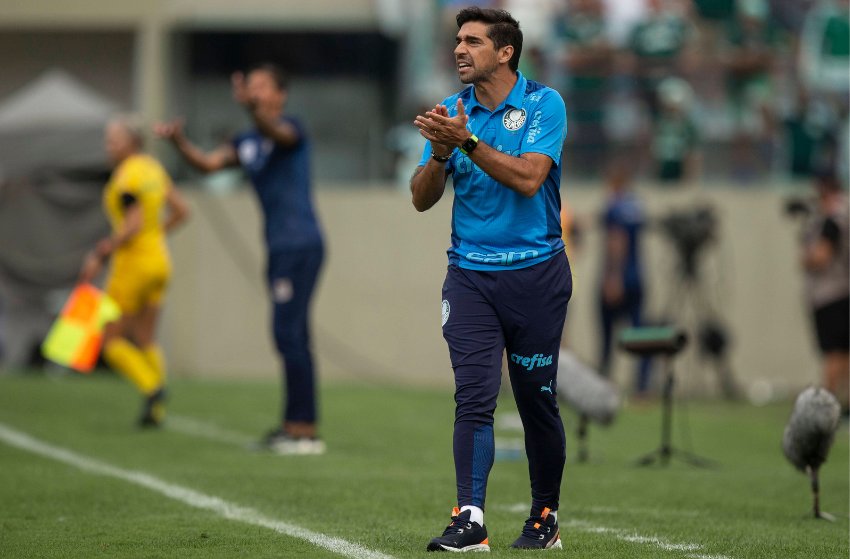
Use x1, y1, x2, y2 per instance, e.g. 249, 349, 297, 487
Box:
498, 45, 514, 66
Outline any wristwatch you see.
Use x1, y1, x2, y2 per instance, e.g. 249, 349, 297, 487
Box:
459, 134, 479, 155
432, 151, 452, 163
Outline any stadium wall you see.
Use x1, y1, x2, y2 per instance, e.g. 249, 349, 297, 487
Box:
161, 184, 818, 401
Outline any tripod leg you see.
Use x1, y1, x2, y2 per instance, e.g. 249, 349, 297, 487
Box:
810, 466, 821, 519
716, 357, 741, 400
660, 359, 674, 465
635, 357, 673, 467
670, 447, 717, 468
577, 413, 589, 463
635, 449, 661, 466
808, 466, 835, 520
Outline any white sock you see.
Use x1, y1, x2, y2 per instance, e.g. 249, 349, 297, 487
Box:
549, 510, 558, 520
460, 505, 484, 526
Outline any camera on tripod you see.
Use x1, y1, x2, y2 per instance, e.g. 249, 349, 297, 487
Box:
783, 197, 811, 218
659, 205, 717, 278
655, 204, 740, 399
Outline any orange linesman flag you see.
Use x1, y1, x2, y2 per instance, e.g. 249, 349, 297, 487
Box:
41, 283, 121, 373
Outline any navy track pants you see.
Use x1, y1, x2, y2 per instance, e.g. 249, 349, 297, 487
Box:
441, 252, 571, 513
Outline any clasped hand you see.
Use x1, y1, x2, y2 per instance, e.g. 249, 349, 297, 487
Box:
414, 99, 471, 156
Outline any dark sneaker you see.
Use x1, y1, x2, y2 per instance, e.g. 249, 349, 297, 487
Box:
427, 507, 489, 552
510, 507, 562, 550
261, 429, 326, 455
139, 389, 166, 428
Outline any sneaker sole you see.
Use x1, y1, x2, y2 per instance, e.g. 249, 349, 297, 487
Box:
510, 535, 562, 550
433, 543, 490, 553
268, 440, 327, 455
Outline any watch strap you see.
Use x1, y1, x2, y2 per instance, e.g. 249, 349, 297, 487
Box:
459, 134, 479, 155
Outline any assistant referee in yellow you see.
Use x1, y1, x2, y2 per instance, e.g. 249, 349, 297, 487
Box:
79, 115, 190, 427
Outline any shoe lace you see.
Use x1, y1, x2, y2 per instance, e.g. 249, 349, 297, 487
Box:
520, 513, 553, 541
442, 509, 473, 536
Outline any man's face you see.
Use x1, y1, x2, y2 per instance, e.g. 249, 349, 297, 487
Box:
247, 70, 286, 113
104, 121, 136, 165
454, 21, 505, 84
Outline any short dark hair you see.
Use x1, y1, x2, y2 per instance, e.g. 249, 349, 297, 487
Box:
456, 7, 523, 72
247, 62, 289, 91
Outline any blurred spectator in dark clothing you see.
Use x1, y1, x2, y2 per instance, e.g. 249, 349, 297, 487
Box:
800, 168, 849, 415
554, 0, 614, 176
626, 0, 694, 121
782, 88, 833, 179
598, 161, 652, 397
693, 0, 736, 22
798, 0, 850, 100
721, 1, 779, 181
652, 77, 700, 183
798, 0, 849, 182
769, 0, 819, 33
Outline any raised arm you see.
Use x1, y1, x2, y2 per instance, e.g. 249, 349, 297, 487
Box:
248, 110, 301, 147
463, 144, 553, 198
153, 119, 238, 174
232, 72, 301, 148
410, 103, 454, 212
415, 99, 554, 198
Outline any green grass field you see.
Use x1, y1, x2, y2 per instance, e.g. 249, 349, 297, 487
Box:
0, 371, 847, 559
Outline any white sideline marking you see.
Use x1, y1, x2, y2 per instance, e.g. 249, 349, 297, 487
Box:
499, 502, 700, 518
497, 503, 731, 559
166, 415, 255, 447
563, 519, 733, 559
0, 423, 395, 559
582, 505, 701, 518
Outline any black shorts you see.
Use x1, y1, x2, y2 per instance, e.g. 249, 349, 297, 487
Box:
814, 297, 850, 353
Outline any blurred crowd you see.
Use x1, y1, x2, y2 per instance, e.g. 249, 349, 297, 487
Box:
434, 0, 849, 184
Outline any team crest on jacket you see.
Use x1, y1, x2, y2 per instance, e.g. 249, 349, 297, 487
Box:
238, 140, 258, 164
503, 108, 526, 131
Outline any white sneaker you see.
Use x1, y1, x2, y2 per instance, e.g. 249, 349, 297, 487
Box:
263, 430, 326, 455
